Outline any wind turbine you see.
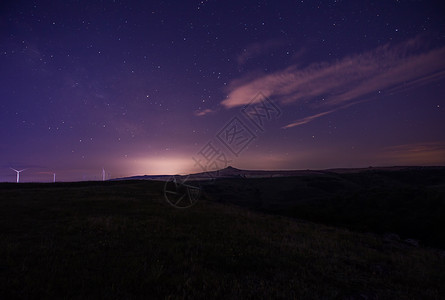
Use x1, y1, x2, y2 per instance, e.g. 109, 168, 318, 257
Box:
11, 168, 26, 183
102, 168, 106, 181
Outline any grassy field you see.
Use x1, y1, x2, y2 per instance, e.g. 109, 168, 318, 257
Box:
203, 168, 445, 249
0, 179, 444, 299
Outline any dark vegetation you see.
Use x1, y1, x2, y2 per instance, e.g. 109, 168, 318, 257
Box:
0, 168, 444, 298
203, 168, 445, 249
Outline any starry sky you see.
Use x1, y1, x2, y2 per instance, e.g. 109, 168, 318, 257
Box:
1, 0, 445, 182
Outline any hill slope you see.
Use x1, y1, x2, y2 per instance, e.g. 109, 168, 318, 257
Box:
202, 168, 445, 248
0, 180, 444, 299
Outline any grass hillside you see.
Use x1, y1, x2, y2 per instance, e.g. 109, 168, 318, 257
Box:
0, 180, 444, 299
203, 168, 445, 249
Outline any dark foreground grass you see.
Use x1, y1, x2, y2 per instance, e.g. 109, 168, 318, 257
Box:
203, 168, 445, 249
0, 181, 444, 299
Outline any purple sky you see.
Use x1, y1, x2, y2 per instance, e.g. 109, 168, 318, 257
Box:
1, 0, 444, 182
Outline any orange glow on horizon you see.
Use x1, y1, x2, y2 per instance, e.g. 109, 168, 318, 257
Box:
127, 156, 195, 176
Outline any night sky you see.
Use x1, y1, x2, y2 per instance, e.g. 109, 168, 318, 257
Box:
1, 0, 444, 182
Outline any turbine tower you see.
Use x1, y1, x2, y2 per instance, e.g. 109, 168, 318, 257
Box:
53, 173, 56, 183
11, 168, 26, 183
102, 168, 105, 181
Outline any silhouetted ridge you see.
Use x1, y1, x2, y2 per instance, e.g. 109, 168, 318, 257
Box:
222, 166, 239, 171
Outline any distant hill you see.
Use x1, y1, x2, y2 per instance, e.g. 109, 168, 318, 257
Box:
201, 166, 445, 248
112, 165, 445, 181
110, 174, 173, 181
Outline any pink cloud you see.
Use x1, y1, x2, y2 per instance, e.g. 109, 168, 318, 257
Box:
282, 109, 337, 129
194, 108, 216, 116
222, 37, 445, 126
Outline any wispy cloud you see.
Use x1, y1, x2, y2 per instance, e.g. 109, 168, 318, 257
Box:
282, 109, 337, 129
223, 37, 445, 128
380, 142, 445, 165
237, 39, 287, 65
194, 108, 216, 116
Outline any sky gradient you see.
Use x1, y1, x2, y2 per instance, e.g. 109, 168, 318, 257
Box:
1, 0, 444, 182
